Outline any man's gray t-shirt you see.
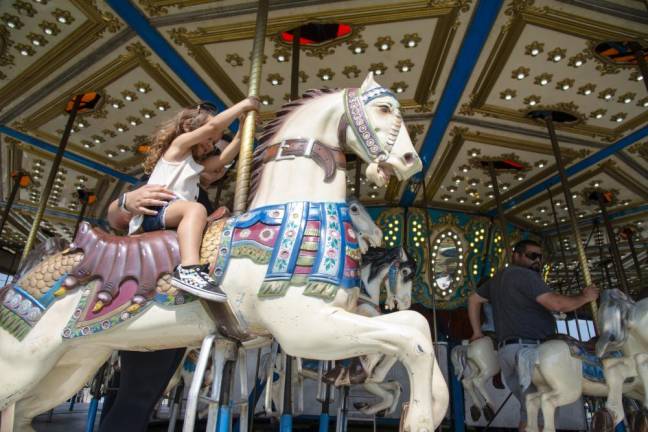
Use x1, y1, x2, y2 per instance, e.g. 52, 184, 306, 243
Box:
476, 265, 555, 343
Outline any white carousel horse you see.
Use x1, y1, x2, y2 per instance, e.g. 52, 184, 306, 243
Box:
450, 335, 500, 422
282, 246, 417, 418
519, 289, 648, 432
347, 197, 382, 254
0, 73, 447, 432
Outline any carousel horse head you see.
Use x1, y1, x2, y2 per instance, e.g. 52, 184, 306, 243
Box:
363, 246, 416, 310
596, 288, 635, 357
347, 197, 382, 253
342, 73, 423, 186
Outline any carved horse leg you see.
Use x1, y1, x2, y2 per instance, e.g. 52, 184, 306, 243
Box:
536, 343, 582, 432
636, 353, 648, 411
603, 356, 632, 427
257, 293, 448, 432
525, 387, 544, 432
13, 346, 113, 432
356, 355, 401, 415
473, 369, 495, 421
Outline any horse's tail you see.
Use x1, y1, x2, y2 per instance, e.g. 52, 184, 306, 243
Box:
450, 345, 468, 379
516, 346, 539, 392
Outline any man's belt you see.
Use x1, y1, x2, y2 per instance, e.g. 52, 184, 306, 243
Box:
498, 338, 542, 349
264, 139, 347, 183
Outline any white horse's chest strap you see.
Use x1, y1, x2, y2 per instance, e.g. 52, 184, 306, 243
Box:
263, 139, 346, 183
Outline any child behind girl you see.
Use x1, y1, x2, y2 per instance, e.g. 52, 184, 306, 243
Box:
129, 97, 259, 301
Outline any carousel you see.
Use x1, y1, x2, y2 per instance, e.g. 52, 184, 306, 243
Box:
0, 1, 646, 431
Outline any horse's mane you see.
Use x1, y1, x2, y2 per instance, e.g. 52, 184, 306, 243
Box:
249, 88, 340, 203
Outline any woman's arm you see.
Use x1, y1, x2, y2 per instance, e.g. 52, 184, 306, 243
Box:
201, 130, 242, 174
106, 184, 176, 231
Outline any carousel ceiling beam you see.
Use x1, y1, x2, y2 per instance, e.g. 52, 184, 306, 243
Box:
0, 126, 137, 184
106, 0, 227, 112
500, 125, 648, 213
556, 0, 648, 24
400, 0, 504, 207
0, 201, 106, 229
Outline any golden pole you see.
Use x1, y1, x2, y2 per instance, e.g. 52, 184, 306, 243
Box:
541, 113, 599, 331
19, 94, 82, 267
233, 0, 269, 215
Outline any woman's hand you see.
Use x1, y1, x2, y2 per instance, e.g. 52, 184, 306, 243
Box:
125, 184, 175, 215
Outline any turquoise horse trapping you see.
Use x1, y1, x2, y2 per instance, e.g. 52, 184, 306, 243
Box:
211, 201, 361, 300
570, 344, 623, 383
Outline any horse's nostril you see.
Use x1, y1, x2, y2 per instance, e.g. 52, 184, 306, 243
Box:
403, 152, 416, 166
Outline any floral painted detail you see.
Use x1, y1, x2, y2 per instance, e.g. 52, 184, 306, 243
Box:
313, 203, 343, 281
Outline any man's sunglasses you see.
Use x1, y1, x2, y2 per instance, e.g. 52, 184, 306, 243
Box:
524, 252, 543, 261
196, 101, 219, 115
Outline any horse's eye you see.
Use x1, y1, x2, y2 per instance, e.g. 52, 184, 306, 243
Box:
379, 105, 391, 114
350, 205, 358, 212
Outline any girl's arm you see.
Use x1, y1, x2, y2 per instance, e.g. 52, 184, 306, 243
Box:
171, 97, 259, 154
202, 129, 242, 174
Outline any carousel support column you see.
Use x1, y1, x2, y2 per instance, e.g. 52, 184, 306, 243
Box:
629, 42, 648, 94
535, 111, 598, 330
421, 180, 440, 349
232, 0, 269, 216
592, 191, 629, 293
486, 162, 511, 263
0, 171, 30, 237
18, 94, 81, 266
548, 187, 570, 293
73, 189, 95, 239
595, 220, 613, 290
621, 227, 642, 283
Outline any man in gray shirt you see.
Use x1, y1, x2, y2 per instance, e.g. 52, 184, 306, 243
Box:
468, 239, 599, 430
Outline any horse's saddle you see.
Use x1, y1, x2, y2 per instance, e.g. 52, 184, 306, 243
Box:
547, 334, 623, 383
63, 207, 231, 315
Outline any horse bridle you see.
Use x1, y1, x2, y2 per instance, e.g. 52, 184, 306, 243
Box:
338, 86, 403, 164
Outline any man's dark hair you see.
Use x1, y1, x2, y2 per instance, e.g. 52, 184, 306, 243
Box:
512, 239, 541, 254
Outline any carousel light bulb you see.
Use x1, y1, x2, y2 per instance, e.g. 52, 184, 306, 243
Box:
504, 94, 512, 100
407, 40, 416, 47
595, 112, 603, 119
380, 43, 389, 51
562, 84, 570, 90
538, 162, 544, 168
32, 39, 41, 46
531, 48, 539, 56
553, 54, 562, 62
575, 60, 583, 67
144, 113, 151, 119
540, 79, 548, 86
529, 100, 537, 106
277, 55, 286, 62
7, 21, 16, 28
354, 47, 363, 54
517, 73, 525, 80
643, 101, 648, 107
138, 87, 147, 93
44, 27, 53, 34
637, 75, 644, 81
271, 79, 279, 85
262, 99, 270, 105
57, 16, 67, 24
584, 89, 592, 95
20, 49, 29, 56
322, 74, 330, 80
396, 87, 404, 93
130, 120, 137, 126
125, 95, 133, 101
112, 102, 120, 108
374, 69, 382, 75
401, 66, 409, 72
616, 117, 623, 122
604, 93, 612, 100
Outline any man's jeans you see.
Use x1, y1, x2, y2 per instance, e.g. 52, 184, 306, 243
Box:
498, 343, 540, 424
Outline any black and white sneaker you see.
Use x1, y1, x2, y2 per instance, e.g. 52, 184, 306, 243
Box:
171, 264, 227, 302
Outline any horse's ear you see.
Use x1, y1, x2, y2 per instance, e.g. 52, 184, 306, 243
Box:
360, 72, 380, 93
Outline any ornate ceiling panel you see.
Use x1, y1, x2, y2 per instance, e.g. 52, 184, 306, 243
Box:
458, 0, 648, 142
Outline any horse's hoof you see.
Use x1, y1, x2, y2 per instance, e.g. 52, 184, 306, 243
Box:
470, 405, 481, 421
353, 402, 368, 410
592, 408, 615, 432
483, 404, 495, 422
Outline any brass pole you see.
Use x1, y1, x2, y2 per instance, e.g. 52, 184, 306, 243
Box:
541, 113, 598, 330
73, 200, 89, 239
290, 27, 301, 100
19, 94, 82, 266
233, 0, 269, 215
595, 193, 629, 293
487, 162, 511, 265
547, 187, 569, 292
421, 180, 439, 350
0, 178, 21, 236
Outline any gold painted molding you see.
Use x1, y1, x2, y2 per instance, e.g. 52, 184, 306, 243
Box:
0, 0, 122, 107
167, 0, 466, 107
462, 1, 648, 140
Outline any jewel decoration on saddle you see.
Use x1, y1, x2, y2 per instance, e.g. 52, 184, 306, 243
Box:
210, 202, 361, 300
343, 86, 401, 163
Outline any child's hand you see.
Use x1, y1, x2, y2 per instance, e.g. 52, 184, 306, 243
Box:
242, 96, 260, 113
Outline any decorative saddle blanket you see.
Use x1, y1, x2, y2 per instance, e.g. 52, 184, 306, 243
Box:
552, 335, 624, 383
212, 201, 361, 300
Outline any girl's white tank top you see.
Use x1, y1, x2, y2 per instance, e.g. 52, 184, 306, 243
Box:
128, 154, 204, 234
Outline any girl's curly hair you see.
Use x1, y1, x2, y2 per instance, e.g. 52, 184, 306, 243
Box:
143, 107, 214, 174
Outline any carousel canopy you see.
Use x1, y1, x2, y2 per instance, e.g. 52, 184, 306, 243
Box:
0, 0, 646, 276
